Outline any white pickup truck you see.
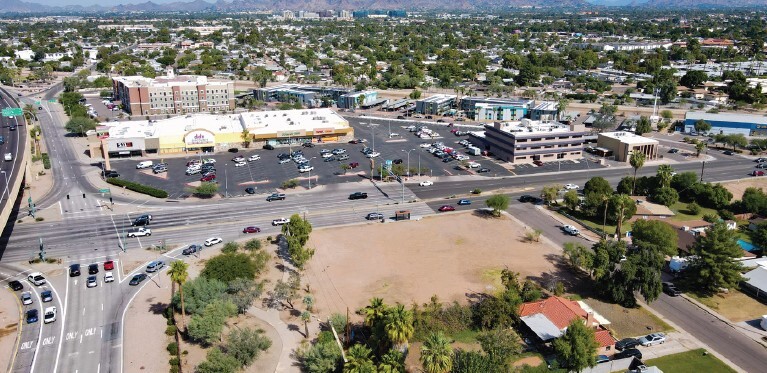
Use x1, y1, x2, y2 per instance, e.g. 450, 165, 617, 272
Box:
127, 227, 152, 237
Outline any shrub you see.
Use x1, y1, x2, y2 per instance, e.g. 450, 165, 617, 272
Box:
225, 327, 272, 366
201, 253, 257, 283
165, 325, 177, 336
167, 342, 178, 355
244, 239, 262, 251
687, 202, 701, 215
106, 178, 168, 198
35, 217, 44, 222
703, 213, 719, 223
281, 179, 299, 189
41, 153, 50, 169
169, 357, 180, 367
169, 366, 180, 373
719, 209, 735, 220
472, 188, 482, 194
221, 242, 239, 254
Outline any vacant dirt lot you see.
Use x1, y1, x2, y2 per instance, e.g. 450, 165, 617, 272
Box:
722, 178, 767, 201
304, 212, 566, 317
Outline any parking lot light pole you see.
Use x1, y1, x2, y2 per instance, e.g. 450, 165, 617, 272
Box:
402, 148, 414, 179
418, 152, 422, 180
308, 156, 317, 189
224, 163, 228, 198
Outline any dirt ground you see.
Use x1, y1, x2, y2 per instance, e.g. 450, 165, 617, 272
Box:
304, 212, 565, 318
0, 288, 20, 372
722, 178, 767, 201
123, 270, 173, 373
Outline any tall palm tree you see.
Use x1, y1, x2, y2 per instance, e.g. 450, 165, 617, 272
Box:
629, 152, 646, 195
610, 194, 635, 240
168, 260, 189, 330
23, 104, 37, 123
378, 350, 404, 373
364, 297, 386, 327
557, 98, 570, 121
656, 164, 674, 189
420, 332, 453, 373
344, 344, 376, 373
384, 304, 414, 352
695, 141, 706, 157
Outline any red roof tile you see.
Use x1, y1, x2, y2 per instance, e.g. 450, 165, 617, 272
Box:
595, 328, 616, 348
518, 296, 588, 329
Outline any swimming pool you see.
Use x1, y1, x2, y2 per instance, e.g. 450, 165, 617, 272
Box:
737, 239, 760, 252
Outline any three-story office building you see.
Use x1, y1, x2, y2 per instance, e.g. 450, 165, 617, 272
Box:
482, 119, 587, 164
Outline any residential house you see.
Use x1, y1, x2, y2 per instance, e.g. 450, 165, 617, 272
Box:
518, 296, 616, 355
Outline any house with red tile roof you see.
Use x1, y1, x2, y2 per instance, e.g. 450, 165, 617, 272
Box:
518, 296, 617, 355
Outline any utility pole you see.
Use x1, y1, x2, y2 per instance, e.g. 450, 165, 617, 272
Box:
700, 161, 705, 182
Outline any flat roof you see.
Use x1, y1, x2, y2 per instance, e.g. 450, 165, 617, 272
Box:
599, 131, 659, 145
685, 111, 767, 125
419, 94, 457, 103
494, 119, 577, 136
113, 74, 230, 88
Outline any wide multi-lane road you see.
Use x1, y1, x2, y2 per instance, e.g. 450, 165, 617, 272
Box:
0, 88, 26, 224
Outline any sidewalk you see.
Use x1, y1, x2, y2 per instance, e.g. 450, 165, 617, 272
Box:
681, 293, 767, 349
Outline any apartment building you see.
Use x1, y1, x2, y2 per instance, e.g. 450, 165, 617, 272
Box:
461, 97, 534, 121
112, 70, 235, 116
415, 94, 457, 115
482, 119, 587, 164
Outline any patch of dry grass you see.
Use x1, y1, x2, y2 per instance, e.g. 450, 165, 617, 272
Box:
687, 289, 767, 322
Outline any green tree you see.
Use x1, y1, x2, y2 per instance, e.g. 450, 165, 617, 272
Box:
65, 116, 97, 135
22, 103, 37, 123
197, 347, 241, 373
297, 331, 342, 372
485, 194, 509, 217
656, 164, 674, 189
282, 214, 315, 269
563, 242, 595, 271
302, 311, 312, 338
364, 297, 387, 327
749, 221, 767, 256
694, 119, 712, 133
680, 70, 708, 88
344, 344, 376, 373
631, 219, 679, 256
187, 299, 237, 345
687, 222, 744, 295
477, 328, 521, 364
541, 184, 562, 205
725, 133, 748, 151
687, 202, 702, 215
420, 331, 453, 373
563, 190, 580, 211
168, 260, 189, 330
652, 187, 679, 207
241, 129, 251, 148
201, 253, 257, 283
552, 319, 598, 372
384, 304, 414, 352
378, 350, 405, 373
189, 181, 219, 198
661, 110, 674, 121
173, 277, 227, 315
635, 116, 652, 135
695, 141, 706, 157
409, 89, 422, 99
629, 152, 646, 195
609, 194, 636, 240
225, 327, 272, 366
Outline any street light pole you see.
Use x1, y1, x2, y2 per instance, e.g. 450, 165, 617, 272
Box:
418, 152, 422, 180
402, 149, 414, 179
224, 163, 229, 197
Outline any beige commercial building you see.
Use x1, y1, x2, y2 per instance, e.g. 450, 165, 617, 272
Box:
112, 69, 235, 116
597, 131, 659, 162
481, 119, 587, 164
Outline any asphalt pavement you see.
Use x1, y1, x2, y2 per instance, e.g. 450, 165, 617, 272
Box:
0, 88, 26, 225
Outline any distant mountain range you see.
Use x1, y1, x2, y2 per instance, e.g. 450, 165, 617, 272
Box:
1, 0, 767, 13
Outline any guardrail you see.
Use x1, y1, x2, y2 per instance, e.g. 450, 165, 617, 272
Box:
0, 87, 30, 232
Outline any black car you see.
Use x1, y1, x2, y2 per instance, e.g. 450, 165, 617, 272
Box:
266, 193, 286, 201
41, 290, 53, 302
263, 144, 275, 150
393, 159, 403, 164
662, 282, 681, 296
26, 309, 39, 324
9, 124, 16, 131
182, 244, 200, 255
0, 135, 4, 144
349, 192, 368, 200
129, 273, 147, 286
132, 216, 150, 226
614, 348, 642, 360
366, 212, 384, 220
302, 142, 315, 147
88, 263, 99, 275
477, 168, 490, 173
8, 280, 23, 291
519, 195, 542, 203
668, 148, 679, 153
615, 338, 640, 351
323, 156, 336, 162
245, 187, 256, 194
69, 264, 81, 277
104, 170, 120, 178
723, 150, 734, 155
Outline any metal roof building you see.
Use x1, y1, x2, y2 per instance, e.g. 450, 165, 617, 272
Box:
684, 112, 767, 136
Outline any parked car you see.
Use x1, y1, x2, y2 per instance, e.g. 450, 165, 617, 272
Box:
232, 156, 245, 162
366, 152, 380, 158
438, 205, 456, 212
349, 192, 368, 200
129, 273, 147, 286
639, 333, 666, 346
104, 260, 115, 271
349, 162, 360, 168
204, 237, 223, 246
337, 154, 350, 161
457, 199, 471, 205
245, 187, 257, 194
419, 180, 434, 186
182, 244, 201, 255
615, 338, 640, 351
564, 184, 580, 190
668, 148, 680, 153
272, 217, 289, 226
614, 348, 642, 360
234, 161, 247, 167
263, 144, 275, 150
533, 160, 544, 166
302, 142, 315, 147
596, 355, 610, 364
248, 154, 261, 161
243, 226, 261, 234
477, 168, 491, 173
562, 225, 580, 236
104, 170, 120, 178
366, 212, 384, 220
201, 174, 216, 182
662, 282, 681, 296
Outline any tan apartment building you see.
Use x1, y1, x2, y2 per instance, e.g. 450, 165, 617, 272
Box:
112, 70, 235, 116
597, 131, 658, 162
481, 119, 587, 164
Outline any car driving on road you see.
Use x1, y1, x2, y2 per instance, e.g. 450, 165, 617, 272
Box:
9, 280, 23, 291
129, 273, 147, 286
243, 226, 261, 234
564, 184, 580, 190
44, 306, 57, 324
438, 205, 455, 212
146, 260, 165, 273
419, 180, 434, 186
266, 193, 286, 201
562, 225, 580, 236
662, 282, 681, 296
26, 309, 38, 324
272, 217, 289, 226
69, 264, 81, 277
28, 272, 46, 286
86, 275, 97, 288
41, 289, 52, 302
349, 192, 368, 200
127, 227, 151, 237
366, 212, 384, 220
183, 244, 201, 255
205, 237, 223, 246
21, 291, 32, 305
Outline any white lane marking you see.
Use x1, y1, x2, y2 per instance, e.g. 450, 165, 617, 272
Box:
82, 307, 85, 316
58, 201, 63, 215
42, 336, 55, 346
66, 331, 78, 341
101, 303, 103, 311
21, 341, 34, 350
28, 281, 44, 373
79, 334, 82, 344
84, 328, 95, 337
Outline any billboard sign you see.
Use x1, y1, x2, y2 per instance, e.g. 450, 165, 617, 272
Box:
184, 130, 215, 146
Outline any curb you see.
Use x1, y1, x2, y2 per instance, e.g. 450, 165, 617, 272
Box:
680, 293, 767, 349
5, 287, 23, 373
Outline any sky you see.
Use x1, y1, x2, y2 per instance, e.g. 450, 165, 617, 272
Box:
35, 0, 208, 6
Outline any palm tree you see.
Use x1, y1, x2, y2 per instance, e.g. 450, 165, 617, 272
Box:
420, 332, 453, 373
610, 194, 635, 240
378, 350, 404, 373
23, 104, 37, 123
301, 310, 311, 338
556, 98, 570, 121
364, 297, 386, 327
629, 152, 646, 195
656, 164, 674, 189
695, 141, 706, 157
384, 304, 414, 352
168, 260, 189, 330
344, 344, 376, 373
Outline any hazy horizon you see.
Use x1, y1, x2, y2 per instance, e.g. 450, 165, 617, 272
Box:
33, 0, 213, 5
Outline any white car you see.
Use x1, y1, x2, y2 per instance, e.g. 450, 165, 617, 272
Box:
298, 166, 314, 173
4, 153, 12, 161
203, 158, 216, 164
104, 272, 114, 283
21, 291, 33, 305
419, 143, 431, 148
419, 180, 434, 186
27, 272, 46, 286
248, 154, 261, 161
321, 152, 334, 158
232, 156, 245, 162
272, 217, 289, 226
639, 333, 666, 346
562, 225, 580, 236
467, 162, 481, 168
204, 237, 223, 246
44, 306, 57, 324
564, 184, 580, 190
234, 161, 247, 167
366, 152, 381, 158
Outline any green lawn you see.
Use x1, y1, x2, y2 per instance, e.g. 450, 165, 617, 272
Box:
643, 349, 737, 373
668, 201, 718, 222
557, 208, 632, 236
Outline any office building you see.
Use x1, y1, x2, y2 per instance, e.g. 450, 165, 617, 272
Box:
112, 70, 235, 116
482, 119, 587, 164
415, 94, 457, 115
530, 101, 559, 121
253, 84, 356, 108
461, 97, 533, 121
684, 112, 767, 136
597, 132, 659, 162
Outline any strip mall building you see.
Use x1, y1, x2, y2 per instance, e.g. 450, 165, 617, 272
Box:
88, 108, 353, 158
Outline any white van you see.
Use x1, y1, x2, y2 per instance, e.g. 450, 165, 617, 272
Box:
136, 161, 153, 169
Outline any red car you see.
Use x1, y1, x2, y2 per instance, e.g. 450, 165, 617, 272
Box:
201, 174, 216, 182
753, 170, 765, 177
243, 226, 261, 234
349, 162, 360, 169
438, 205, 455, 212
103, 260, 114, 270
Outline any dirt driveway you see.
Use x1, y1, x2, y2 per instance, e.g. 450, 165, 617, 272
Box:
304, 212, 567, 317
